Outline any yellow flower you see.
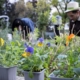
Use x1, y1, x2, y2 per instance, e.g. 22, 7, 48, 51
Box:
22, 52, 27, 57
0, 38, 4, 46
26, 52, 31, 56
22, 52, 31, 57
38, 42, 43, 47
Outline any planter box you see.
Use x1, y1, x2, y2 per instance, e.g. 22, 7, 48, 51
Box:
49, 72, 73, 80
0, 66, 17, 80
24, 69, 45, 80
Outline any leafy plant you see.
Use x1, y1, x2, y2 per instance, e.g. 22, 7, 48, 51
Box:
52, 35, 80, 79
0, 27, 24, 67
19, 38, 53, 78
0, 39, 24, 67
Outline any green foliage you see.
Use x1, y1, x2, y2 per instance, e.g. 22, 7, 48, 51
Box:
28, 28, 39, 41
74, 0, 80, 4
52, 36, 80, 79
36, 0, 50, 13
37, 10, 50, 37
0, 39, 24, 67
0, 28, 9, 40
51, 0, 59, 6
19, 39, 55, 79
36, 0, 50, 37
0, 26, 24, 67
37, 11, 50, 28
20, 43, 49, 71
21, 52, 44, 72
53, 12, 59, 16
51, 16, 57, 23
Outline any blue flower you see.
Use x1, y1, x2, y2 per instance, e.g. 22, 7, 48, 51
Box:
38, 37, 44, 42
46, 42, 51, 47
24, 43, 28, 48
25, 46, 34, 54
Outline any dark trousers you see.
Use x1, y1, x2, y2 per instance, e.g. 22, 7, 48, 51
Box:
54, 25, 60, 36
54, 25, 60, 45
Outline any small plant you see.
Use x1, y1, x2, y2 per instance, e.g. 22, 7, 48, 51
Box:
0, 28, 24, 67
19, 37, 53, 78
51, 34, 80, 79
0, 39, 24, 67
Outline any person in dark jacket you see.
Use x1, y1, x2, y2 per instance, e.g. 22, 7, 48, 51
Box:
65, 1, 80, 36
12, 18, 34, 39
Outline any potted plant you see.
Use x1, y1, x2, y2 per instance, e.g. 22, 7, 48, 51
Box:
21, 50, 45, 80
19, 37, 52, 80
0, 37, 24, 80
49, 34, 80, 80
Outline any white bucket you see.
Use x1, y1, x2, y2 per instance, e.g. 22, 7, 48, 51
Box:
7, 33, 12, 41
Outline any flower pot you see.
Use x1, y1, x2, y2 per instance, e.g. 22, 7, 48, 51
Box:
24, 69, 45, 80
0, 66, 17, 80
49, 72, 73, 80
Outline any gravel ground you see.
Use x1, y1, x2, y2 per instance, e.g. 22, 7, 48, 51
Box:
17, 76, 24, 80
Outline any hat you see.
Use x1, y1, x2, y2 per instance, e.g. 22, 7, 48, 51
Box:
65, 1, 80, 13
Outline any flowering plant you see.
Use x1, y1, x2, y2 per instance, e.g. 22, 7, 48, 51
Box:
0, 38, 24, 67
19, 37, 52, 78
51, 34, 80, 79
0, 27, 25, 68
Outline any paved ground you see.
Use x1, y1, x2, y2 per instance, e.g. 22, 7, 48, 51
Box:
17, 76, 24, 80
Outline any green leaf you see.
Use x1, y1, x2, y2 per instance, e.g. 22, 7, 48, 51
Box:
29, 70, 34, 78
53, 70, 60, 76
73, 68, 80, 75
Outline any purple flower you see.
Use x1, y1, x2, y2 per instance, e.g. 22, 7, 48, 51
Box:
38, 37, 44, 42
46, 42, 51, 47
25, 46, 34, 54
24, 43, 28, 48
